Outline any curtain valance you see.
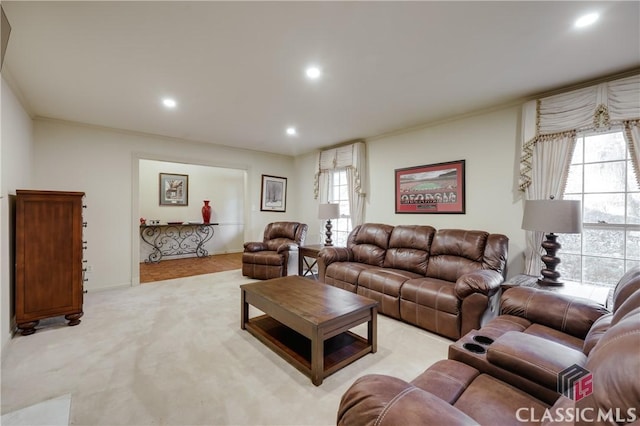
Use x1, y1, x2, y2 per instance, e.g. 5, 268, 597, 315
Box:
318, 143, 362, 171
519, 74, 640, 191
314, 141, 366, 198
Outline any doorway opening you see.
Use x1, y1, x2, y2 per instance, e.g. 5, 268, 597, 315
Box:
136, 158, 246, 284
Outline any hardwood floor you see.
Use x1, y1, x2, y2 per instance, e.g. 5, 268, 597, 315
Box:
139, 252, 243, 283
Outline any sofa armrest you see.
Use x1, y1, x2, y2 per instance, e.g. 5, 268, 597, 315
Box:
455, 269, 504, 299
318, 246, 352, 264
501, 287, 610, 339
317, 246, 353, 282
243, 242, 268, 252
486, 331, 587, 390
338, 374, 478, 426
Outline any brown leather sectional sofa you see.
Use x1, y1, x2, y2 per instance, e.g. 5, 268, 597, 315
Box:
317, 223, 509, 339
337, 267, 640, 426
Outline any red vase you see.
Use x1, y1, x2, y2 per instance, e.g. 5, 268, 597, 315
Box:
201, 200, 212, 224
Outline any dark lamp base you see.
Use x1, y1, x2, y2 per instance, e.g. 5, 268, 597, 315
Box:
538, 232, 564, 286
324, 219, 334, 246
537, 278, 564, 287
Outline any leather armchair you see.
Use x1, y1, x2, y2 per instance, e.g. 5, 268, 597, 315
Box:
242, 222, 308, 280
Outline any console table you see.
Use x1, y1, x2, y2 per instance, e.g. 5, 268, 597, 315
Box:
140, 223, 218, 263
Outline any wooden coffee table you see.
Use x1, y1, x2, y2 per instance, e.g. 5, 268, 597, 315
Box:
241, 275, 377, 386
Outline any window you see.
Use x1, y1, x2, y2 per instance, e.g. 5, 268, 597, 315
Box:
559, 130, 640, 287
327, 169, 352, 247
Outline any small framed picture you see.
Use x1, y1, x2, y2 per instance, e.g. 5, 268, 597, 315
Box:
159, 173, 189, 206
260, 174, 287, 212
395, 160, 465, 214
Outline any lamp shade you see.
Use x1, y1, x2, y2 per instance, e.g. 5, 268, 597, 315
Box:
318, 203, 340, 220
522, 199, 582, 233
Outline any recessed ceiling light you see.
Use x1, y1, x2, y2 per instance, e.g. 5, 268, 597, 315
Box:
162, 98, 177, 108
286, 127, 297, 136
575, 12, 599, 28
305, 66, 321, 80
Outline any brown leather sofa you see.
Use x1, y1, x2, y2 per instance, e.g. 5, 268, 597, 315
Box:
337, 267, 640, 426
242, 222, 308, 280
317, 223, 509, 339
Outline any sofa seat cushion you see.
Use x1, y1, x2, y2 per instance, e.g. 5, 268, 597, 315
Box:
401, 277, 459, 314
242, 251, 282, 266
411, 360, 550, 425
453, 374, 549, 425
477, 314, 585, 352
324, 262, 373, 293
410, 359, 480, 403
358, 268, 421, 296
357, 268, 421, 318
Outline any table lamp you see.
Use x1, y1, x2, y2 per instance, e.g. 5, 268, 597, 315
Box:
522, 198, 582, 286
318, 203, 340, 246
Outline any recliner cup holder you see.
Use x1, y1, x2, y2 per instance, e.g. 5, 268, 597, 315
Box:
463, 343, 486, 354
473, 335, 494, 345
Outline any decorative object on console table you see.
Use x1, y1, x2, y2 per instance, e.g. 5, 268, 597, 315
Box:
521, 197, 582, 286
318, 203, 340, 246
201, 200, 211, 224
15, 190, 86, 335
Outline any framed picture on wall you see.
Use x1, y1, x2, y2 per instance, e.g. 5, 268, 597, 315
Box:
395, 160, 465, 214
260, 174, 287, 212
159, 173, 189, 206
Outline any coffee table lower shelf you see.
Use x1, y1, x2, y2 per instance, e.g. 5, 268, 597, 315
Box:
244, 315, 371, 382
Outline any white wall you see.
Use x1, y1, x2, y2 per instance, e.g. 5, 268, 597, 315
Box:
1, 77, 34, 358
32, 119, 298, 290
295, 106, 526, 277
139, 159, 245, 260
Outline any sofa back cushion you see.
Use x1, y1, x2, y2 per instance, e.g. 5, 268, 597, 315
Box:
348, 223, 393, 267
264, 222, 307, 250
426, 229, 498, 282
582, 307, 640, 420
611, 266, 640, 312
384, 225, 436, 275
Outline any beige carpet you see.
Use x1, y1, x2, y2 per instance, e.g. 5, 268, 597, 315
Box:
1, 270, 451, 425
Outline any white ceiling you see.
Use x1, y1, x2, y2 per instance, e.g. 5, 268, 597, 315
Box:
2, 1, 639, 157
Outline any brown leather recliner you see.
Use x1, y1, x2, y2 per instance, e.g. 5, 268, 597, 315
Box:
446, 266, 640, 404
337, 267, 640, 425
242, 222, 308, 280
337, 296, 640, 426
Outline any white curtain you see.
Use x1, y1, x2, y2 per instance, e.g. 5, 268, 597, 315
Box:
314, 141, 367, 227
519, 73, 639, 275
523, 134, 576, 275
623, 120, 640, 187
